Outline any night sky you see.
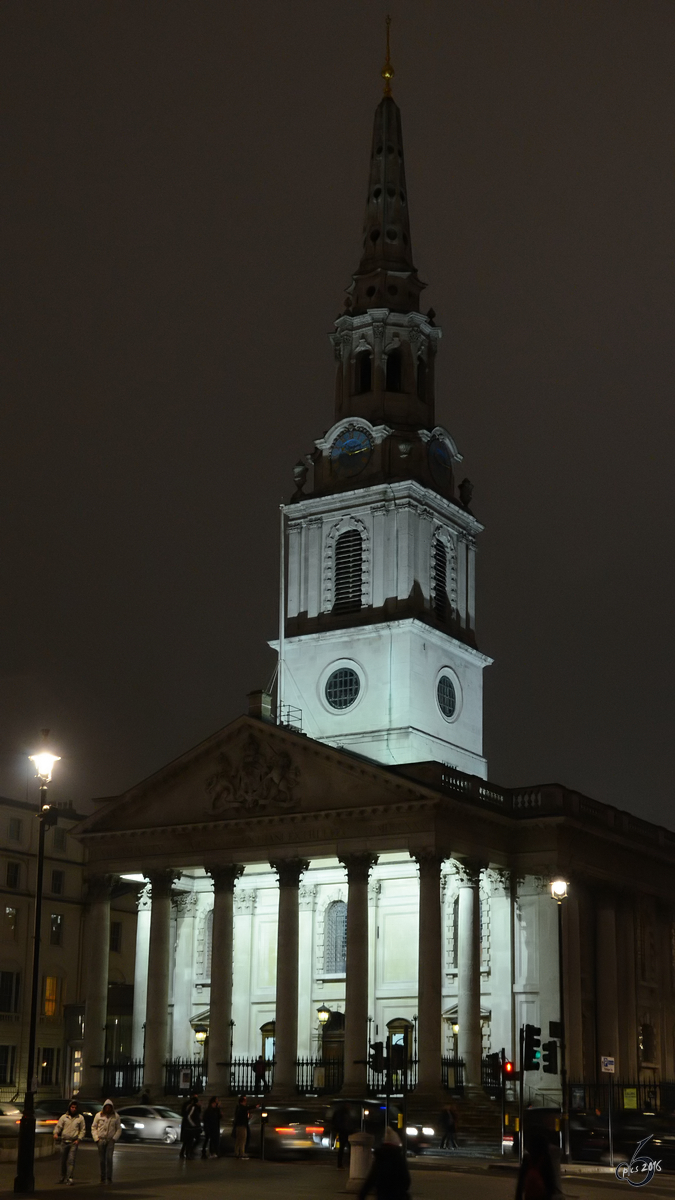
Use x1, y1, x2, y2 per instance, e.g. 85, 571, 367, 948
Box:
1, 2, 674, 828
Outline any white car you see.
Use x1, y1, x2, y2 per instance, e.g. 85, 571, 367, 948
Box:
0, 1104, 21, 1133
118, 1104, 182, 1143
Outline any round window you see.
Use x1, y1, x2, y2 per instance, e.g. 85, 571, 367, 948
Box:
325, 667, 360, 710
437, 675, 456, 719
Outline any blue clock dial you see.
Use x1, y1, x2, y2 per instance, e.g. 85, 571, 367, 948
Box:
330, 428, 372, 479
428, 437, 453, 491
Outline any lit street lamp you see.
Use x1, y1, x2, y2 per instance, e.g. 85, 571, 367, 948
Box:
14, 735, 60, 1194
551, 878, 570, 1162
317, 1004, 331, 1028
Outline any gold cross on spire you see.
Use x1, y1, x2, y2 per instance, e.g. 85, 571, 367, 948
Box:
381, 15, 394, 96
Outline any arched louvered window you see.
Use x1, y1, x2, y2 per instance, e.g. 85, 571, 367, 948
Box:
205, 909, 213, 979
433, 540, 448, 620
416, 356, 427, 402
355, 350, 372, 395
325, 901, 347, 974
334, 530, 363, 613
386, 347, 402, 392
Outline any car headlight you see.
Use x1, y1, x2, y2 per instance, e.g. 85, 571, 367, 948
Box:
422, 1127, 434, 1136
406, 1127, 418, 1136
133, 1123, 144, 1129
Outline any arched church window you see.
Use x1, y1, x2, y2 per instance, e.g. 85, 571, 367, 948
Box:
334, 530, 363, 613
432, 540, 448, 620
324, 900, 347, 974
385, 347, 402, 392
416, 355, 427, 402
354, 350, 372, 395
205, 909, 213, 979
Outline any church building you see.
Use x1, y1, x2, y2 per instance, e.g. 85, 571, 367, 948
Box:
73, 63, 675, 1121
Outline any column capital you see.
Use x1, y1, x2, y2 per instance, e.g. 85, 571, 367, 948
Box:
147, 869, 181, 900
339, 853, 378, 883
84, 873, 119, 903
271, 858, 309, 888
207, 864, 243, 893
413, 851, 445, 877
455, 859, 486, 887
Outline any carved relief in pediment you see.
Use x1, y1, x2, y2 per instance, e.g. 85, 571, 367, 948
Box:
206, 732, 301, 815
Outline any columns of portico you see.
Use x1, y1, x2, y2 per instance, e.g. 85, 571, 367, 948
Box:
143, 870, 180, 1094
414, 853, 444, 1098
457, 861, 483, 1087
81, 874, 117, 1093
206, 865, 243, 1091
131, 885, 152, 1061
270, 858, 308, 1098
596, 891, 620, 1074
339, 854, 377, 1094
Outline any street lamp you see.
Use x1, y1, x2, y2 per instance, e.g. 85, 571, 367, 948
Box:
14, 735, 60, 1194
551, 878, 570, 1162
317, 1005, 331, 1028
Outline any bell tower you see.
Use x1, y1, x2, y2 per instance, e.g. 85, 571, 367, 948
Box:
274, 46, 491, 776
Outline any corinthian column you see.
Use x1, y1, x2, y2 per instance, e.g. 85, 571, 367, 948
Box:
81, 874, 117, 1093
270, 858, 308, 1097
457, 860, 483, 1087
143, 870, 180, 1094
340, 854, 377, 1094
206, 865, 242, 1091
415, 853, 444, 1096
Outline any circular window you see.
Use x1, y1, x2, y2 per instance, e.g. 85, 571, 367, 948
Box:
325, 668, 360, 710
437, 675, 456, 719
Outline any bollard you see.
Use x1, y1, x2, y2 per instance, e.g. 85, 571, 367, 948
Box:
346, 1131, 374, 1193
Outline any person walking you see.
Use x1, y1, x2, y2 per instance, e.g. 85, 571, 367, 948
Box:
54, 1099, 86, 1185
252, 1054, 267, 1096
439, 1104, 458, 1150
201, 1096, 222, 1159
91, 1099, 122, 1184
232, 1094, 249, 1159
359, 1127, 411, 1200
515, 1130, 558, 1199
331, 1102, 355, 1170
181, 1094, 202, 1160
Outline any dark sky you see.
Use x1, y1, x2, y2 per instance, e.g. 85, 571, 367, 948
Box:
1, 1, 674, 827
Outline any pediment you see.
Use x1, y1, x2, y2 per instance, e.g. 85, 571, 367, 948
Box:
74, 716, 431, 839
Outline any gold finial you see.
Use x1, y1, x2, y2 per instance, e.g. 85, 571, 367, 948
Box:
381, 15, 394, 96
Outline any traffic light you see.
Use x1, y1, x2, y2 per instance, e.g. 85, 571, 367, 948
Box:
368, 1041, 384, 1072
523, 1024, 541, 1071
503, 1060, 514, 1078
542, 1040, 558, 1075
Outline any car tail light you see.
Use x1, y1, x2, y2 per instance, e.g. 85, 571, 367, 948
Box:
274, 1126, 296, 1135
305, 1126, 324, 1135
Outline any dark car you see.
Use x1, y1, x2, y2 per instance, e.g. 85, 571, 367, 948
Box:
324, 1098, 403, 1148
220, 1104, 328, 1159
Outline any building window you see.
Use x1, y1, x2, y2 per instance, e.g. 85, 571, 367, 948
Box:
8, 818, 22, 843
417, 355, 427, 402
205, 910, 213, 978
3, 906, 18, 939
51, 869, 64, 896
385, 346, 402, 392
53, 827, 67, 852
325, 668, 360, 710
0, 971, 20, 1013
6, 862, 20, 890
333, 529, 363, 613
110, 921, 122, 954
50, 914, 63, 947
354, 350, 372, 395
324, 901, 347, 974
432, 540, 448, 620
437, 675, 456, 720
639, 1022, 657, 1065
0, 1044, 16, 1085
39, 1046, 60, 1085
43, 975, 59, 1018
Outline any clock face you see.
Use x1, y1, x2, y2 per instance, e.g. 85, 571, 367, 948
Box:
428, 437, 453, 491
330, 428, 372, 479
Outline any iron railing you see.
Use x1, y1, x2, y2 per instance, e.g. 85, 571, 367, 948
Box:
441, 1056, 465, 1094
481, 1055, 502, 1096
103, 1060, 144, 1096
367, 1059, 418, 1094
164, 1057, 207, 1095
569, 1079, 675, 1115
296, 1057, 343, 1094
225, 1057, 275, 1097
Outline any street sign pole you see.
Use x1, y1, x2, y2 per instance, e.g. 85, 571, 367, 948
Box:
601, 1057, 615, 1168
518, 1025, 524, 1166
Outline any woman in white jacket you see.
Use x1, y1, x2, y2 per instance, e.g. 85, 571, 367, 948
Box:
91, 1099, 122, 1183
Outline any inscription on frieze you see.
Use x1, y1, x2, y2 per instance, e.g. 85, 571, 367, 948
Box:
206, 732, 301, 814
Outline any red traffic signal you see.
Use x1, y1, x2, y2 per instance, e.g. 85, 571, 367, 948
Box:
503, 1060, 514, 1076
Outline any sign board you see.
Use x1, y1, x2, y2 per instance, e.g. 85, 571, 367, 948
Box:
179, 1068, 192, 1090
623, 1087, 638, 1110
601, 1056, 615, 1074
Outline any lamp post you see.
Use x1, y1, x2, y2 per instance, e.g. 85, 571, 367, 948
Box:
14, 739, 60, 1194
551, 878, 570, 1162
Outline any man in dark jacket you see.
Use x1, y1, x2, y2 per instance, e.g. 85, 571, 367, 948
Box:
180, 1094, 202, 1160
359, 1127, 411, 1200
232, 1094, 249, 1159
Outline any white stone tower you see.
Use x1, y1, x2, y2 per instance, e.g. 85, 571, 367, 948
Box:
275, 81, 491, 776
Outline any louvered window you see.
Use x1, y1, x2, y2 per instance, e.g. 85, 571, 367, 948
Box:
386, 347, 402, 392
433, 540, 448, 620
325, 901, 347, 974
205, 909, 213, 979
355, 350, 372, 395
334, 530, 363, 613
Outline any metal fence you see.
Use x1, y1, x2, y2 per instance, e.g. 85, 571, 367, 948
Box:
569, 1079, 675, 1115
296, 1057, 343, 1095
367, 1059, 418, 1094
481, 1055, 502, 1096
441, 1056, 465, 1094
103, 1060, 144, 1096
227, 1057, 274, 1097
164, 1058, 207, 1095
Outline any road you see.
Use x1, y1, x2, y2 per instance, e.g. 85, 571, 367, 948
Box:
2, 1141, 675, 1198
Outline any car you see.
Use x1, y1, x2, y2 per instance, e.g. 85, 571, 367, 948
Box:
323, 1098, 403, 1148
34, 1098, 104, 1139
0, 1103, 22, 1133
219, 1104, 328, 1159
118, 1104, 182, 1143
404, 1120, 438, 1154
